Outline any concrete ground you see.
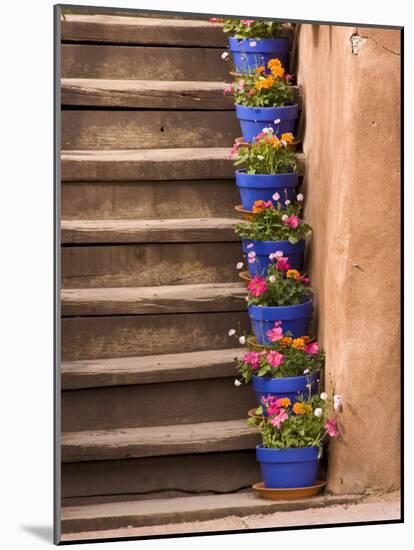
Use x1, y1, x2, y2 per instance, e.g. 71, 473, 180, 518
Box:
61, 491, 401, 542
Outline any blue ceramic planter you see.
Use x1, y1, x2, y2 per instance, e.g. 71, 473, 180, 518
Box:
236, 170, 298, 211
252, 373, 317, 408
248, 299, 313, 343
242, 239, 304, 277
228, 37, 289, 73
235, 104, 298, 142
256, 445, 319, 488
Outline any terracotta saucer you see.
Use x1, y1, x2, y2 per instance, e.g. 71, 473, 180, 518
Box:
239, 270, 252, 282
247, 408, 264, 424
234, 204, 254, 220
252, 480, 326, 501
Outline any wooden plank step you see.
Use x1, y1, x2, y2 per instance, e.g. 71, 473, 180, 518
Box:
61, 44, 229, 81
62, 348, 243, 389
61, 110, 239, 150
62, 311, 249, 360
61, 491, 362, 535
61, 78, 301, 109
61, 148, 306, 181
62, 419, 259, 462
61, 78, 234, 109
61, 217, 240, 244
61, 14, 227, 47
61, 283, 246, 316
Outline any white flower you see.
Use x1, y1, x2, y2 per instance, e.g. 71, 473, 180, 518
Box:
320, 392, 328, 401
285, 200, 291, 206
234, 379, 242, 387
303, 369, 310, 374
257, 155, 264, 160
306, 384, 312, 389
247, 251, 256, 259
281, 140, 287, 147
221, 51, 230, 60
334, 394, 342, 410
297, 193, 304, 202
262, 127, 274, 134
239, 336, 246, 345
249, 41, 257, 47
246, 243, 254, 249
281, 214, 288, 221
269, 275, 276, 283
269, 253, 276, 261
272, 192, 280, 201
314, 408, 323, 417
274, 118, 281, 124
236, 262, 244, 270
248, 257, 256, 264
228, 329, 236, 336
245, 295, 249, 301
275, 251, 284, 258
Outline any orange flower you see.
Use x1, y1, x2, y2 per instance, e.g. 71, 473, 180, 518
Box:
268, 58, 285, 78
286, 269, 301, 280
252, 200, 267, 213
255, 75, 275, 90
280, 132, 294, 144
280, 336, 293, 348
292, 338, 305, 350
255, 65, 265, 73
278, 397, 291, 408
301, 336, 311, 343
293, 402, 312, 415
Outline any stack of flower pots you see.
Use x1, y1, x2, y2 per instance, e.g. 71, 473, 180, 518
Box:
213, 17, 342, 497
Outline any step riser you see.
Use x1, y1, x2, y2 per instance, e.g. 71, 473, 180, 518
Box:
62, 311, 249, 360
62, 377, 254, 432
62, 243, 242, 288
62, 44, 229, 81
62, 451, 259, 500
61, 180, 239, 220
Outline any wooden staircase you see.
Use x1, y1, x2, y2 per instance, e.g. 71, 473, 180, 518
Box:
60, 10, 302, 538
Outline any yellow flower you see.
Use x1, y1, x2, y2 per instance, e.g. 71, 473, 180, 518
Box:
278, 397, 291, 408
255, 65, 265, 73
292, 338, 305, 350
293, 402, 312, 415
280, 132, 294, 144
286, 269, 301, 280
280, 336, 293, 348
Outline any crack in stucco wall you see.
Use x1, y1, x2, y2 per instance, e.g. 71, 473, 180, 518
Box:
351, 30, 401, 56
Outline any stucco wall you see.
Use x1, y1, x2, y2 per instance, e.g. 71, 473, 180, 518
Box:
297, 25, 401, 494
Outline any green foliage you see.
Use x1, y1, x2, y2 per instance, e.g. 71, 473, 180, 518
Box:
223, 19, 284, 39
233, 133, 297, 175
229, 72, 293, 108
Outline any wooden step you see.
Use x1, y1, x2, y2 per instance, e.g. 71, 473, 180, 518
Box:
62, 450, 259, 501
62, 310, 249, 360
61, 14, 227, 47
61, 148, 305, 181
61, 78, 234, 109
61, 217, 239, 244
61, 44, 229, 81
61, 109, 239, 150
62, 419, 259, 462
61, 242, 242, 288
62, 367, 254, 432
62, 348, 243, 389
61, 179, 239, 220
61, 283, 246, 316
61, 491, 361, 536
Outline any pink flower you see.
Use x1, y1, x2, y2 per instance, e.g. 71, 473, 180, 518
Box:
276, 257, 291, 271
241, 19, 254, 27
325, 418, 339, 438
304, 342, 319, 355
271, 409, 288, 428
266, 321, 283, 342
301, 276, 310, 284
243, 351, 261, 370
248, 276, 268, 297
283, 215, 300, 229
223, 84, 233, 96
284, 72, 294, 82
238, 79, 245, 91
209, 17, 219, 24
266, 350, 284, 368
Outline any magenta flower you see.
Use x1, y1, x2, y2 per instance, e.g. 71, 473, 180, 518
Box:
276, 257, 291, 271
271, 409, 288, 428
301, 276, 310, 284
266, 350, 284, 368
266, 321, 283, 343
304, 342, 319, 355
283, 215, 300, 229
243, 351, 261, 370
248, 275, 268, 297
325, 418, 339, 438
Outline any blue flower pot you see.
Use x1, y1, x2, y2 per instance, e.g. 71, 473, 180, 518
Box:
248, 299, 313, 343
256, 445, 319, 488
242, 239, 305, 277
228, 37, 289, 73
252, 373, 317, 408
235, 104, 298, 142
236, 170, 299, 211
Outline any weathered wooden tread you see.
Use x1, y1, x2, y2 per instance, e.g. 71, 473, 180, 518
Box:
61, 78, 301, 109
61, 14, 227, 47
61, 419, 259, 462
62, 348, 243, 389
61, 148, 305, 181
61, 217, 240, 244
60, 491, 363, 535
61, 283, 247, 316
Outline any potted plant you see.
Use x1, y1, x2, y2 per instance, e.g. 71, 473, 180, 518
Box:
223, 60, 297, 141
213, 18, 290, 73
230, 327, 324, 406
246, 255, 313, 343
235, 200, 311, 276
230, 128, 299, 211
248, 391, 341, 488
